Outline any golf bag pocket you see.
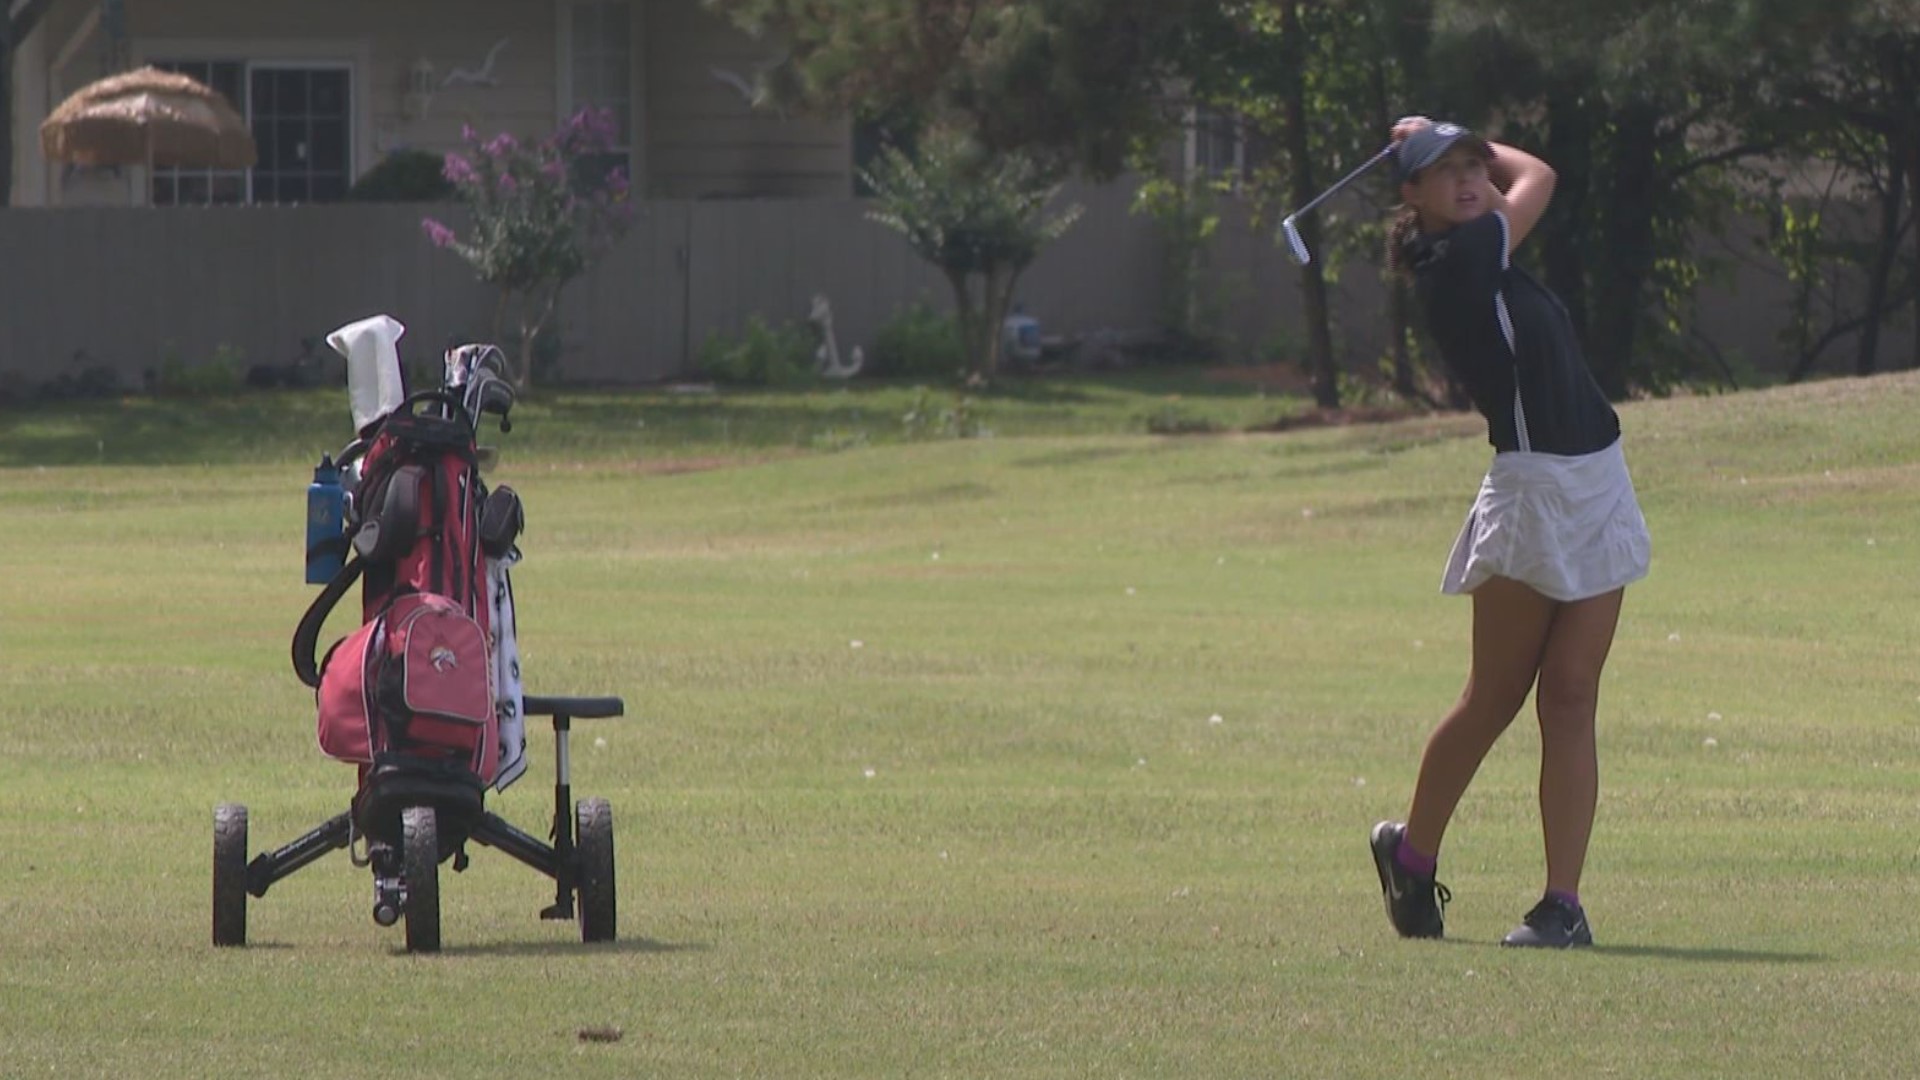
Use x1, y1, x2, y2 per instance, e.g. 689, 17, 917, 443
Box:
478, 486, 523, 559
315, 621, 378, 765
316, 594, 497, 782
373, 594, 498, 780
352, 463, 425, 564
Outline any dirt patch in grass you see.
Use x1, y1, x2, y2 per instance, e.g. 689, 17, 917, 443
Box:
1249, 405, 1441, 432
1200, 364, 1318, 393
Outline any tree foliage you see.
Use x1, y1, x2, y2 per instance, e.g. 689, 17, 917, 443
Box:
422, 108, 633, 389
861, 129, 1083, 376
706, 0, 1198, 182
1169, 0, 1441, 408
706, 0, 1195, 376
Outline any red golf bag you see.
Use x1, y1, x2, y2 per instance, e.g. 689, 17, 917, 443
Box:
293, 393, 511, 786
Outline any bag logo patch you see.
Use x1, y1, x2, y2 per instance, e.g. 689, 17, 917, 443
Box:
431, 645, 459, 672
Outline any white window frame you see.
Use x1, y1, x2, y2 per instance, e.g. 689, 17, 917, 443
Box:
556, 0, 643, 188
135, 38, 372, 207
1184, 105, 1251, 186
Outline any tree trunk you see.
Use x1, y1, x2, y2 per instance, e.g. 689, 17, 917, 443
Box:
1858, 50, 1920, 376
513, 280, 563, 391
1279, 0, 1339, 410
984, 265, 1022, 375
1584, 102, 1661, 398
946, 268, 987, 377
1540, 86, 1594, 348
1854, 128, 1907, 378
1366, 20, 1417, 401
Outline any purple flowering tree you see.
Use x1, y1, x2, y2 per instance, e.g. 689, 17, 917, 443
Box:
422, 107, 634, 388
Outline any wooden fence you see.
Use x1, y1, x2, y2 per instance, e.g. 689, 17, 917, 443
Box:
0, 182, 1162, 388
0, 183, 1908, 391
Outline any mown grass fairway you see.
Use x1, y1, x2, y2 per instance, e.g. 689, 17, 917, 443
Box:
3, 373, 1918, 1077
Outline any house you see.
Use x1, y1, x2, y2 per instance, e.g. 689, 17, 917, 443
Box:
3, 5, 1872, 388
8, 0, 856, 207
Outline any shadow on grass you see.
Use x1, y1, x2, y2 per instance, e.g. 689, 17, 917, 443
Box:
1594, 943, 1826, 964
435, 936, 712, 959
1432, 939, 1823, 964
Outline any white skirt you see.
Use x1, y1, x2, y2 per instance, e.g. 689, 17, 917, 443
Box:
1441, 440, 1651, 603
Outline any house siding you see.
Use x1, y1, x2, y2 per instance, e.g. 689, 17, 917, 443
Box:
643, 0, 850, 199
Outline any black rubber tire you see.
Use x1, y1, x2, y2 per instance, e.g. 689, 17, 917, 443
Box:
576, 797, 616, 943
212, 803, 249, 947
402, 806, 441, 954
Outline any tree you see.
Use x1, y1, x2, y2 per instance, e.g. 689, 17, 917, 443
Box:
1173, 1, 1428, 409
862, 129, 1083, 377
421, 108, 634, 389
1759, 5, 1920, 377
1426, 0, 1842, 395
705, 0, 1199, 375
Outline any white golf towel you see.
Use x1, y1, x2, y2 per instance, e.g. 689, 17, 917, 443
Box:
326, 314, 408, 434
488, 551, 528, 791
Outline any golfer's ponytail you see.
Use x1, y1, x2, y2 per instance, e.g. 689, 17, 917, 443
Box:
1386, 205, 1420, 279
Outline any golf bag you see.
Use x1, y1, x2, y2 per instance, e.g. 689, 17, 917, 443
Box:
292, 359, 523, 788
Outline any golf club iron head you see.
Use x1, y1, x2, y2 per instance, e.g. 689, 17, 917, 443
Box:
1282, 217, 1312, 266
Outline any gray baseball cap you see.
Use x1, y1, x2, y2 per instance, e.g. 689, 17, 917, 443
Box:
1394, 122, 1493, 182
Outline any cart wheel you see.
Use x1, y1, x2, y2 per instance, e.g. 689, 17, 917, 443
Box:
212, 803, 249, 947
402, 806, 441, 954
576, 797, 616, 943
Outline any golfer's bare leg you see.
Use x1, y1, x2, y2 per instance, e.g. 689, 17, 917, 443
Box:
1533, 587, 1624, 897
1404, 576, 1556, 856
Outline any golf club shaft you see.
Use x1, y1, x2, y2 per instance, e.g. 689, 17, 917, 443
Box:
1288, 143, 1396, 222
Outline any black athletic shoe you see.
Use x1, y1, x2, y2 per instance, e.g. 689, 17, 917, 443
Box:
1368, 821, 1449, 939
1500, 896, 1594, 949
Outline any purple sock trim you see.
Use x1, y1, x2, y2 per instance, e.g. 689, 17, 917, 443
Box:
1547, 888, 1581, 910
1395, 836, 1437, 877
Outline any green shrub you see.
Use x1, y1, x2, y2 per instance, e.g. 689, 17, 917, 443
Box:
1141, 401, 1224, 436
901, 385, 987, 439
155, 344, 245, 396
867, 301, 966, 379
697, 315, 816, 386
348, 149, 456, 202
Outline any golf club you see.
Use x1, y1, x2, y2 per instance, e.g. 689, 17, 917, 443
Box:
1281, 143, 1396, 266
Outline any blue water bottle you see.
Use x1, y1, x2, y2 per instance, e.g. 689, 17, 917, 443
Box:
305, 454, 345, 584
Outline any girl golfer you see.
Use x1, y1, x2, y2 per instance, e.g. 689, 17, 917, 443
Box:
1367, 117, 1651, 948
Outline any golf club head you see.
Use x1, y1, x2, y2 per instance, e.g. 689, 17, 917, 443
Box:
1282, 217, 1312, 266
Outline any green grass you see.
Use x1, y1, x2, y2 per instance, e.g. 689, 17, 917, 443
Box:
0, 369, 1312, 468
3, 372, 1919, 1077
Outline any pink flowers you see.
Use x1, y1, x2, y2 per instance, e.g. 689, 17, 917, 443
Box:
420, 218, 457, 249
442, 153, 477, 186
422, 106, 633, 286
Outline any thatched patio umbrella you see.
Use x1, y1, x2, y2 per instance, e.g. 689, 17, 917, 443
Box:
39, 66, 256, 172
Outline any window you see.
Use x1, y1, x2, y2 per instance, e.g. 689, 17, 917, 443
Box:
251, 67, 352, 204
1186, 106, 1263, 185
565, 1, 634, 183
149, 60, 247, 206
149, 59, 353, 206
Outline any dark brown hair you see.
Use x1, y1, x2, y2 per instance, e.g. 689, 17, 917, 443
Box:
1386, 205, 1420, 279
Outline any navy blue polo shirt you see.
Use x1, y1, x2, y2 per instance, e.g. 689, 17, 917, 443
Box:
1408, 211, 1619, 456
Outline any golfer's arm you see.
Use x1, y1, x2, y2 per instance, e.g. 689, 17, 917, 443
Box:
1485, 141, 1556, 252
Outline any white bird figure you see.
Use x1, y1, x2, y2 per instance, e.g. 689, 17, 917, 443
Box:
443, 39, 509, 89
710, 66, 762, 107
810, 294, 865, 380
